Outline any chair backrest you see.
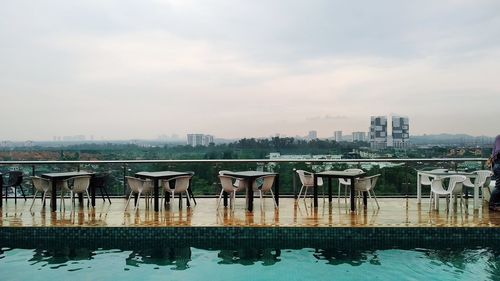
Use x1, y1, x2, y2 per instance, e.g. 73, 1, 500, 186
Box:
354, 174, 380, 192
90, 173, 109, 188
169, 175, 192, 193
339, 169, 364, 185
71, 176, 91, 193
255, 175, 275, 192
475, 170, 493, 187
219, 175, 241, 193
31, 176, 50, 192
7, 171, 23, 186
126, 176, 152, 193
296, 170, 318, 186
448, 175, 467, 195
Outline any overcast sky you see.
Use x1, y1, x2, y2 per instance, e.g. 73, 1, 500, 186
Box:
1, 0, 499, 141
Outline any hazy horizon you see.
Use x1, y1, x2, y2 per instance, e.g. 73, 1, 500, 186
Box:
1, 1, 500, 141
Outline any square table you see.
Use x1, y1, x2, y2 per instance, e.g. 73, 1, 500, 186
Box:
417, 171, 477, 210
41, 171, 95, 212
134, 171, 194, 212
313, 170, 366, 212
221, 171, 279, 212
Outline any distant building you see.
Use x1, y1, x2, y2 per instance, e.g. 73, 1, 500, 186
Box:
334, 131, 342, 142
187, 134, 214, 147
352, 132, 366, 142
392, 116, 410, 149
369, 116, 388, 150
308, 130, 318, 140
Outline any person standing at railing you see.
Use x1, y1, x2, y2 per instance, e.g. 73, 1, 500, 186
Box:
489, 135, 500, 211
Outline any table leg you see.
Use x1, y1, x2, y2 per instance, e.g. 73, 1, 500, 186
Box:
350, 177, 355, 212
91, 182, 96, 207
328, 178, 332, 202
363, 192, 368, 207
417, 173, 421, 203
51, 180, 57, 212
274, 174, 280, 206
223, 191, 228, 207
247, 178, 254, 212
313, 174, 318, 208
474, 185, 479, 210
154, 179, 159, 212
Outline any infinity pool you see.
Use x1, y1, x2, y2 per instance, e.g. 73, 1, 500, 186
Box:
1, 246, 499, 280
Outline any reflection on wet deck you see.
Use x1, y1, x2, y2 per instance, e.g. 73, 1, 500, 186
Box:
1, 197, 499, 227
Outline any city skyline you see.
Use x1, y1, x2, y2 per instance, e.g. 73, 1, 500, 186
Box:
1, 1, 500, 141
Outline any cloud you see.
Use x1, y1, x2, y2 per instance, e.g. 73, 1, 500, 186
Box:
0, 0, 500, 140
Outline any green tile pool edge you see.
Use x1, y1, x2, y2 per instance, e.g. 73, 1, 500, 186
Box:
1, 226, 500, 250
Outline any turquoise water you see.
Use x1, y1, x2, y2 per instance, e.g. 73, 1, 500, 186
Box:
1, 246, 499, 280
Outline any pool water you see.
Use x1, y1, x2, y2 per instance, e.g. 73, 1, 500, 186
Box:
1, 246, 499, 280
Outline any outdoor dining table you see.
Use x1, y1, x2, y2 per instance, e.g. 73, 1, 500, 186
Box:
417, 170, 478, 210
221, 171, 279, 212
41, 171, 95, 212
313, 170, 366, 212
134, 171, 194, 212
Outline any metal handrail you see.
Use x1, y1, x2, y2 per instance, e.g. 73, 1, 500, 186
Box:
0, 158, 488, 165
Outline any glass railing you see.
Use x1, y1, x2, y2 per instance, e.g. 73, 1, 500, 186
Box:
0, 158, 488, 197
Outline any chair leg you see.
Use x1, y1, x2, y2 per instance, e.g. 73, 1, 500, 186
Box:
269, 189, 278, 209
102, 187, 111, 204
134, 192, 142, 211
303, 187, 308, 200
86, 190, 92, 208
30, 190, 39, 211
371, 190, 380, 209
186, 190, 191, 207
297, 185, 304, 200
42, 191, 47, 207
125, 191, 134, 210
216, 190, 224, 209
19, 185, 27, 201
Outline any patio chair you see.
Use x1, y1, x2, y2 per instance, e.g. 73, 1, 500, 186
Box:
217, 175, 247, 209
161, 175, 193, 209
4, 171, 26, 204
338, 168, 364, 204
125, 176, 153, 211
90, 173, 112, 204
296, 170, 323, 200
252, 175, 277, 208
463, 170, 493, 204
429, 175, 467, 213
66, 176, 92, 211
30, 176, 51, 211
354, 174, 381, 209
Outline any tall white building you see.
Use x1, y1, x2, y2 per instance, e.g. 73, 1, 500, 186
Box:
308, 130, 318, 140
392, 116, 410, 149
334, 131, 342, 142
352, 132, 366, 142
369, 116, 388, 150
187, 134, 215, 147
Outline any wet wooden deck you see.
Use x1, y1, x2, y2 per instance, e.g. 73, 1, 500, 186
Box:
1, 197, 499, 227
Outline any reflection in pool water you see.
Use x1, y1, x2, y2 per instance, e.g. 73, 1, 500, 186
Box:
0, 246, 499, 280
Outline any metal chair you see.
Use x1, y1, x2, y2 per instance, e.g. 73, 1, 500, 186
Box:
125, 176, 153, 211
217, 175, 247, 209
252, 175, 277, 208
296, 170, 323, 200
90, 173, 112, 204
30, 176, 51, 211
338, 168, 364, 204
354, 174, 381, 209
4, 171, 26, 204
161, 175, 194, 209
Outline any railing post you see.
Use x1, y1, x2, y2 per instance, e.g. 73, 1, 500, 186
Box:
292, 168, 297, 199
123, 163, 127, 197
